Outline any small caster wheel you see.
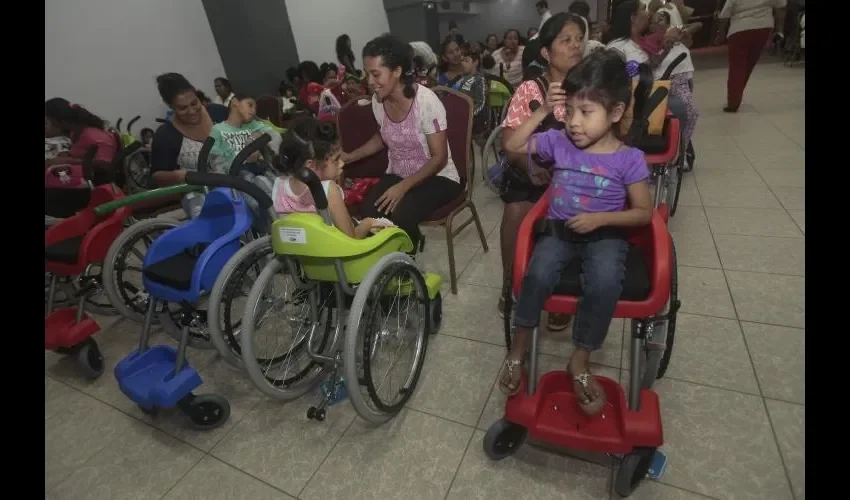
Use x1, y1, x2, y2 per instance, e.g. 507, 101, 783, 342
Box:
614, 447, 656, 497
483, 419, 527, 460
184, 394, 231, 430
75, 339, 104, 380
429, 292, 442, 335
307, 406, 317, 420
139, 405, 159, 417
314, 408, 326, 421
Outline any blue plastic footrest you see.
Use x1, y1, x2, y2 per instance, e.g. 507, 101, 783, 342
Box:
114, 345, 202, 409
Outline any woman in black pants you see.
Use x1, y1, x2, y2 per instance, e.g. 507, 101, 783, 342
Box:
341, 34, 462, 250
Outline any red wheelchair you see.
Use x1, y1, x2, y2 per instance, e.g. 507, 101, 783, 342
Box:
45, 183, 132, 378
485, 192, 680, 497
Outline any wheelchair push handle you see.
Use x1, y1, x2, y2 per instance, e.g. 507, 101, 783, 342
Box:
196, 137, 215, 174
184, 171, 274, 211
229, 133, 272, 176
294, 166, 329, 211
127, 115, 141, 135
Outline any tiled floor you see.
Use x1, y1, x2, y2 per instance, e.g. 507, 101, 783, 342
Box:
45, 58, 805, 500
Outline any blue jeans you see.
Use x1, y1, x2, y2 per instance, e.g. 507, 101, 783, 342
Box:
513, 235, 629, 352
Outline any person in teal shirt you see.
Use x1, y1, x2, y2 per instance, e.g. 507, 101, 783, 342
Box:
208, 94, 282, 227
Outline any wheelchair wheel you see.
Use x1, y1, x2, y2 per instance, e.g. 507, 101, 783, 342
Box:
483, 418, 527, 460
207, 236, 274, 367
480, 125, 504, 195
344, 252, 430, 424
102, 217, 181, 322
123, 148, 152, 193
240, 257, 340, 401
656, 241, 678, 379
77, 265, 120, 316
158, 301, 216, 350
614, 447, 656, 497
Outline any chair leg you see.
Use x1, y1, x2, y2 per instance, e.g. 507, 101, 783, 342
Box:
468, 202, 489, 253
444, 216, 458, 294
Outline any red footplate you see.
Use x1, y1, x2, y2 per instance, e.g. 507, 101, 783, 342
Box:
45, 308, 100, 350
505, 371, 663, 454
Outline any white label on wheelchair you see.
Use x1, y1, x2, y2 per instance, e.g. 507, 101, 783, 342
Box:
279, 227, 307, 244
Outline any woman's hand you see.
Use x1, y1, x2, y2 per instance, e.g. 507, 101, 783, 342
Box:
567, 212, 608, 234
543, 82, 567, 113
340, 151, 352, 164
375, 183, 407, 215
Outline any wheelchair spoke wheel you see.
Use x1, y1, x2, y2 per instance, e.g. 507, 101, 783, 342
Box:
158, 301, 215, 350
345, 252, 429, 424
241, 258, 337, 401
207, 236, 274, 367
481, 125, 505, 195
657, 242, 678, 379
103, 218, 181, 322
79, 266, 118, 316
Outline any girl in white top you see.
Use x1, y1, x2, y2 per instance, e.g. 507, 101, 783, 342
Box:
273, 118, 384, 239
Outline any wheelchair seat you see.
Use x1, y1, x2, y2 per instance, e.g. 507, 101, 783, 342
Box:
143, 243, 210, 290
45, 235, 85, 265
271, 213, 415, 284
552, 244, 651, 301
45, 184, 130, 276
142, 188, 253, 303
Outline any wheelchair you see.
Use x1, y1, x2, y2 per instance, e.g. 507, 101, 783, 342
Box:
111, 137, 275, 429
45, 175, 132, 379
99, 135, 274, 343
487, 191, 679, 497
236, 167, 442, 424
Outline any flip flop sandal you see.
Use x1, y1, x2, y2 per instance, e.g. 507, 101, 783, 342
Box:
498, 358, 524, 397
546, 314, 572, 332
572, 372, 607, 415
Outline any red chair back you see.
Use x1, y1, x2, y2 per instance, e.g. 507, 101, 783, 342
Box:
337, 96, 388, 179
431, 86, 473, 196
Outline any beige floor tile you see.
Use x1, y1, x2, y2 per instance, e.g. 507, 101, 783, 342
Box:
742, 322, 805, 404
163, 455, 291, 499
301, 409, 472, 500
677, 267, 736, 319
765, 399, 805, 499
714, 234, 805, 276
726, 271, 805, 328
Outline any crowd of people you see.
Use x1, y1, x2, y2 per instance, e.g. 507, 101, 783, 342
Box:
45, 0, 790, 415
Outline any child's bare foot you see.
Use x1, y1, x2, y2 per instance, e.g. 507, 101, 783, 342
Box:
568, 350, 607, 415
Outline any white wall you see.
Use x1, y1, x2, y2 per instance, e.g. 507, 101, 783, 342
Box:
45, 0, 226, 133
284, 0, 390, 68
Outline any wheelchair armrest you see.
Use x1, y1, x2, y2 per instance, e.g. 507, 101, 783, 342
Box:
643, 210, 673, 315
512, 189, 551, 298
78, 206, 133, 264
45, 211, 97, 248
644, 114, 680, 166
190, 203, 253, 292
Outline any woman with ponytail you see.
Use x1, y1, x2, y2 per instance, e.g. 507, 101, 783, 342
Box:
340, 33, 462, 251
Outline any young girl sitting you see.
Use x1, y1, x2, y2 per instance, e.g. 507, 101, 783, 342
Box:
500, 49, 654, 415
273, 117, 387, 239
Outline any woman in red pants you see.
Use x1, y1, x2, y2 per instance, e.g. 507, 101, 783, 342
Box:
716, 0, 787, 112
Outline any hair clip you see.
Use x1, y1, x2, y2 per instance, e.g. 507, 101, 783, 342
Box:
625, 60, 640, 78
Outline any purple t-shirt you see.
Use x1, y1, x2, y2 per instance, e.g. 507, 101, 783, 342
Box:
534, 129, 649, 220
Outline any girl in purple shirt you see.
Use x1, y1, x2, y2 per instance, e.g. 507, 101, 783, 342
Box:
500, 50, 654, 415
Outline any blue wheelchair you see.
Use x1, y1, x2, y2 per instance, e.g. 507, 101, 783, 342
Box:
113, 135, 272, 429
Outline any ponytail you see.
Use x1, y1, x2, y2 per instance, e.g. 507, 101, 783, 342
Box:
402, 70, 416, 98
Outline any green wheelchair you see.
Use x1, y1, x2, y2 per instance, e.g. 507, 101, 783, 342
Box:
236, 167, 443, 424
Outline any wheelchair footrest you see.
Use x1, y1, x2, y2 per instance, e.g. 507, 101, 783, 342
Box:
45, 308, 100, 350
505, 371, 663, 455
114, 345, 202, 409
